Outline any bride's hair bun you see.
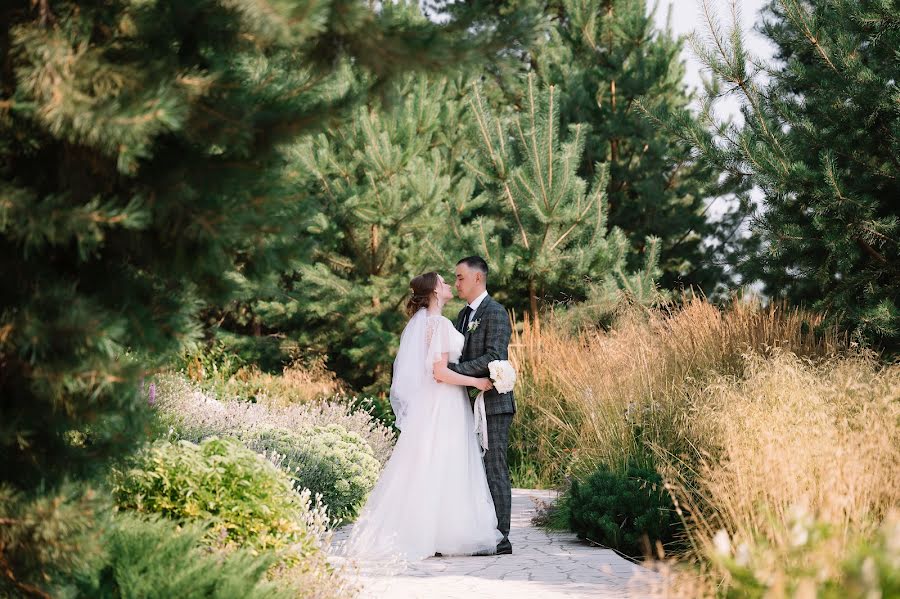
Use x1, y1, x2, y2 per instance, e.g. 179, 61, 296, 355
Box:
406, 272, 440, 317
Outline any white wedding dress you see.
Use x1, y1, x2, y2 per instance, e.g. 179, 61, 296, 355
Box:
343, 309, 502, 560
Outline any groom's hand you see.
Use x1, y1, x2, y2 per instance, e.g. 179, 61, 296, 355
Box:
474, 378, 493, 392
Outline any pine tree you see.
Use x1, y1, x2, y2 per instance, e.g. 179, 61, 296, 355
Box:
662, 0, 899, 352
0, 0, 534, 592
465, 73, 661, 327
223, 75, 480, 392
488, 0, 752, 296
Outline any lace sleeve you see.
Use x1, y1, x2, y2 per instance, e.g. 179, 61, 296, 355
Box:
425, 316, 452, 374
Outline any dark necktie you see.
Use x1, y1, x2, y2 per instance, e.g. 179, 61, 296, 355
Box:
460, 306, 473, 333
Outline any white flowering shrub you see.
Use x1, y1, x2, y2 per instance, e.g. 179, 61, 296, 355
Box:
152, 373, 394, 464
246, 425, 380, 524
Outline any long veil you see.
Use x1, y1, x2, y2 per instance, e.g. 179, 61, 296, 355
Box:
389, 307, 428, 431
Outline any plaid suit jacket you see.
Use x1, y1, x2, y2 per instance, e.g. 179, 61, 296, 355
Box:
448, 294, 516, 416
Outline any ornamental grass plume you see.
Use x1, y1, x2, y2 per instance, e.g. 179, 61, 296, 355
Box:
660, 350, 900, 596
508, 295, 846, 483
511, 293, 898, 596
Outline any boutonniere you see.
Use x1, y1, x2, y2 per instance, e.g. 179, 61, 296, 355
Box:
467, 319, 481, 333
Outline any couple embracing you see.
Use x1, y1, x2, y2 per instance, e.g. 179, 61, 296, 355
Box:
345, 256, 516, 560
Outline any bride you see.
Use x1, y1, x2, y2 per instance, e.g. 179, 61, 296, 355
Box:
343, 271, 502, 559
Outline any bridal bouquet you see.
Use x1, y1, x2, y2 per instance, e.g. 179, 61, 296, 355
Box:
468, 360, 516, 399
472, 360, 516, 454
488, 360, 516, 394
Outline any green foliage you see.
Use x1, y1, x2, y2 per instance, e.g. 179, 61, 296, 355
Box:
194, 5, 542, 394
710, 510, 900, 599
75, 514, 295, 599
0, 0, 532, 492
490, 0, 752, 297
663, 0, 900, 352
111, 437, 316, 557
0, 0, 533, 590
0, 482, 105, 597
0, 484, 303, 598
239, 74, 480, 391
247, 425, 380, 523
467, 73, 661, 320
564, 461, 682, 558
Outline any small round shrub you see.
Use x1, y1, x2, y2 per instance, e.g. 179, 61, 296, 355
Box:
247, 424, 379, 523
566, 461, 682, 557
111, 437, 317, 557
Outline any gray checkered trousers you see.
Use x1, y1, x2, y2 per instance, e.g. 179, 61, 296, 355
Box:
448, 295, 516, 553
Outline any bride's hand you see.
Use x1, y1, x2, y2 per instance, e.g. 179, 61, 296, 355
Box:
474, 378, 493, 392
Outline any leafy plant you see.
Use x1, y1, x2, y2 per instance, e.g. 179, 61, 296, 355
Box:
466, 73, 660, 323
659, 0, 900, 352
111, 437, 317, 558
247, 425, 380, 523
565, 460, 682, 558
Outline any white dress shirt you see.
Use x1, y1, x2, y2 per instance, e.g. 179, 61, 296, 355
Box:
467, 289, 489, 313
462, 290, 489, 332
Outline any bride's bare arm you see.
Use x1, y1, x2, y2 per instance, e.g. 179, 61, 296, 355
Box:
433, 353, 493, 391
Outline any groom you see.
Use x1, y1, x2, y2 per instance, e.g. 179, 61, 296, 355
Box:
448, 255, 516, 555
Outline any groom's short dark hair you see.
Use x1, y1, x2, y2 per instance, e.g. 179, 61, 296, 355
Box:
457, 256, 488, 277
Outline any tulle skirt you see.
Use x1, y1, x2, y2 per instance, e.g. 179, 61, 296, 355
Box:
343, 380, 502, 560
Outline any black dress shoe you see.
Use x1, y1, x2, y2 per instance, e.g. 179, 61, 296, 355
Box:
495, 546, 513, 555
433, 552, 443, 557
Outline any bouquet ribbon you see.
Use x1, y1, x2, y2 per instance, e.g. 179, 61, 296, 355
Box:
473, 391, 489, 456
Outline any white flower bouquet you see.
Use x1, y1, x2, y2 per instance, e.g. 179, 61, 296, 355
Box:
467, 359, 517, 399
472, 360, 516, 454
488, 360, 516, 394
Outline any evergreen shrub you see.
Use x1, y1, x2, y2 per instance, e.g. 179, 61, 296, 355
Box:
75, 514, 294, 599
565, 461, 682, 558
0, 482, 104, 597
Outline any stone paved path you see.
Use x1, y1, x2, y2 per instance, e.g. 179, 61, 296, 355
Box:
330, 488, 671, 598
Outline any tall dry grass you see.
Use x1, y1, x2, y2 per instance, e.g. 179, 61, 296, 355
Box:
509, 295, 846, 484
512, 295, 900, 595
663, 351, 900, 596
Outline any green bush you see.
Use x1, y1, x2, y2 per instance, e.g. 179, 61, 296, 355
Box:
565, 461, 682, 558
111, 437, 316, 557
247, 424, 379, 523
0, 482, 106, 597
75, 514, 295, 599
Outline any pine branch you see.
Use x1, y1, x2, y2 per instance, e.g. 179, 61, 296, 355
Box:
30, 0, 54, 26
856, 237, 887, 265
777, 0, 838, 72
